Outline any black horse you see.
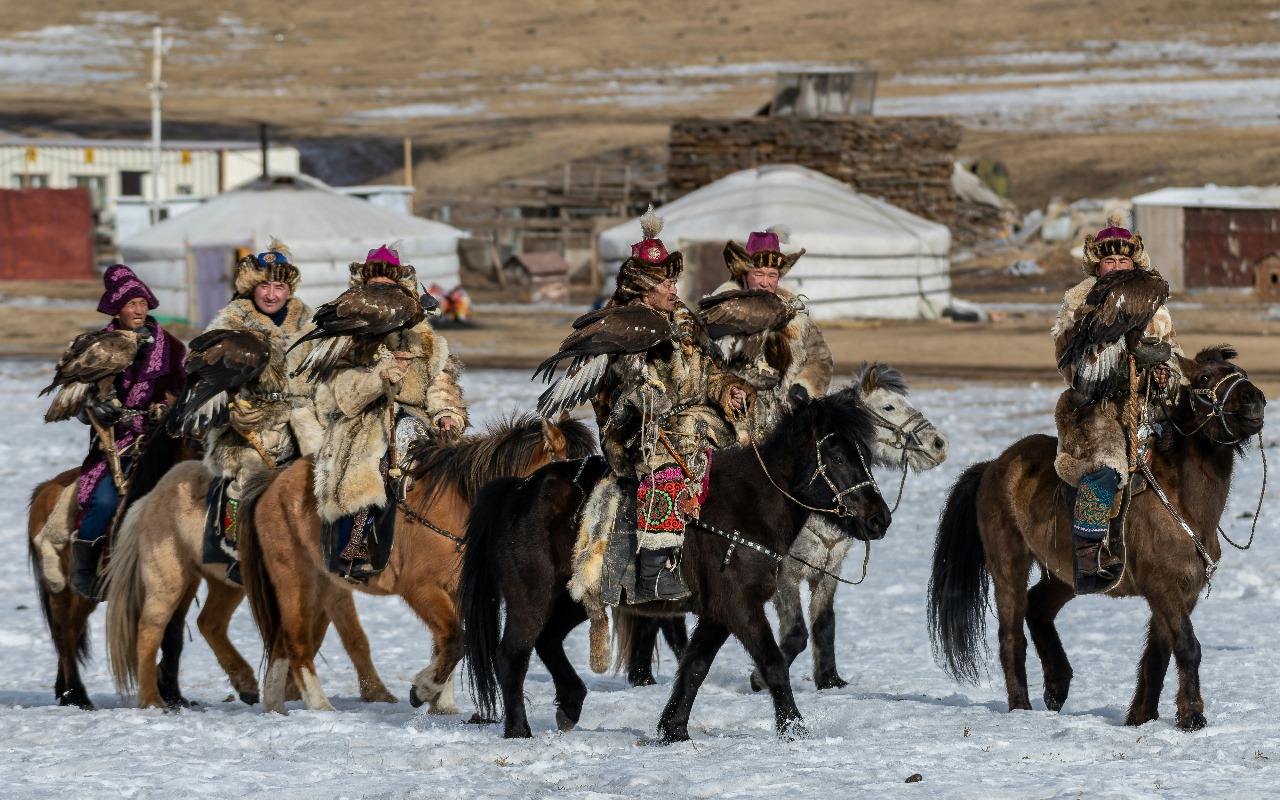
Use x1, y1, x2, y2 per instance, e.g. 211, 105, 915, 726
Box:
461, 386, 892, 742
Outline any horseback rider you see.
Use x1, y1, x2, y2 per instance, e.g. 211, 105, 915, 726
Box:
311, 245, 468, 583
72, 264, 186, 599
711, 227, 833, 443
202, 239, 322, 582
1052, 210, 1183, 593
550, 208, 752, 602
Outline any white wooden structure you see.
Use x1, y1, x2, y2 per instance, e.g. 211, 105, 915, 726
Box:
119, 175, 462, 327
0, 137, 299, 223
598, 165, 951, 320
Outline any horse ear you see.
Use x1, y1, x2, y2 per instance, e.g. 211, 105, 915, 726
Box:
1177, 353, 1198, 378
860, 363, 880, 395
788, 384, 810, 408
541, 418, 567, 458
1195, 343, 1238, 364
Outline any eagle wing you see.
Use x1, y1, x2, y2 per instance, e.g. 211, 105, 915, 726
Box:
290, 283, 425, 383
534, 303, 672, 418
1057, 269, 1169, 402
41, 330, 140, 422
169, 328, 272, 436
696, 289, 796, 340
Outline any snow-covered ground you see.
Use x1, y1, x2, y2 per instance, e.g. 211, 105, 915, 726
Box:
0, 360, 1275, 798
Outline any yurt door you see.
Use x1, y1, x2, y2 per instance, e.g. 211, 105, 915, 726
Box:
187, 244, 249, 326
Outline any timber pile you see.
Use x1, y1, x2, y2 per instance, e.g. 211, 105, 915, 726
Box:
668, 116, 961, 226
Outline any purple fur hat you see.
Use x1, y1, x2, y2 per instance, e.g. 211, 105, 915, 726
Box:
97, 264, 158, 316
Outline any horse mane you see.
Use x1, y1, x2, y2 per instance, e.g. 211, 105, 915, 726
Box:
756, 385, 877, 457
409, 413, 597, 506
1195, 344, 1238, 364
853, 361, 909, 396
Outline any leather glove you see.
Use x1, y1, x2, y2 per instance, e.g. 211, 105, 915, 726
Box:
1131, 340, 1172, 370
83, 396, 123, 427
229, 400, 266, 435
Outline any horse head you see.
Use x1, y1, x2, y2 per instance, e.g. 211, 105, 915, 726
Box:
852, 361, 949, 471
786, 384, 892, 541
1176, 345, 1266, 446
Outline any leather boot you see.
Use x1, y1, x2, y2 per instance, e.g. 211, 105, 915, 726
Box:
71, 538, 105, 601
1072, 467, 1124, 594
633, 547, 690, 603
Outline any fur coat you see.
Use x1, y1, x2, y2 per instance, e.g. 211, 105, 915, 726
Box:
710, 280, 833, 444
592, 301, 745, 481
1051, 276, 1184, 486
312, 322, 468, 522
202, 297, 319, 483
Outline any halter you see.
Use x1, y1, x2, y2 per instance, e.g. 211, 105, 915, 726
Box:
751, 430, 880, 519
866, 406, 939, 512
1190, 370, 1250, 445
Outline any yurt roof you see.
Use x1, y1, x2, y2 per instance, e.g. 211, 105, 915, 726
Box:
120, 174, 463, 261
599, 165, 950, 261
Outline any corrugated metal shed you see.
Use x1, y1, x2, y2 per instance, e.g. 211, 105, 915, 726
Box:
0, 188, 94, 280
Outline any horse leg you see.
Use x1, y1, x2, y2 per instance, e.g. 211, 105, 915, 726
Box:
1025, 576, 1075, 712
323, 589, 397, 704
401, 585, 462, 714
657, 618, 732, 744
196, 580, 259, 705
987, 543, 1034, 711
50, 592, 96, 710
808, 568, 847, 690
735, 605, 809, 740
534, 593, 589, 732
156, 584, 199, 709
750, 565, 808, 693
627, 617, 662, 687
274, 578, 334, 712
659, 616, 688, 660
1170, 612, 1206, 730
1127, 596, 1204, 729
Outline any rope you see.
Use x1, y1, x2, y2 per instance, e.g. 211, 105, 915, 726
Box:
689, 518, 873, 586
395, 497, 465, 551
1139, 462, 1218, 591
1220, 433, 1267, 551
747, 430, 876, 517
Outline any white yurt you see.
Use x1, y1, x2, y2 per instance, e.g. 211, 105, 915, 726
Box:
598, 165, 951, 320
119, 175, 464, 327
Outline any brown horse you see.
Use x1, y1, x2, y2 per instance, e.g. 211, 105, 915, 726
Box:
928, 346, 1266, 730
25, 427, 198, 709
103, 459, 387, 709
241, 413, 596, 714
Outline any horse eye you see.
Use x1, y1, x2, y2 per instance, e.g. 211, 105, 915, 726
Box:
1199, 374, 1210, 385
882, 405, 894, 412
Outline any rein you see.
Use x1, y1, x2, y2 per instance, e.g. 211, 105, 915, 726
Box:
866, 406, 934, 513
395, 495, 466, 551
689, 517, 873, 586
1138, 462, 1218, 591
748, 430, 879, 518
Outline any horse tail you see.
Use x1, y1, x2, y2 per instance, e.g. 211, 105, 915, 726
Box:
611, 609, 638, 676
104, 495, 151, 696
237, 468, 283, 664
27, 474, 90, 666
927, 460, 992, 685
460, 476, 522, 722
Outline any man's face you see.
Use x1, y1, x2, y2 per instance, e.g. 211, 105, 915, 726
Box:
642, 278, 678, 313
366, 276, 397, 286
1098, 254, 1135, 277
744, 266, 780, 293
114, 297, 149, 331
253, 280, 291, 315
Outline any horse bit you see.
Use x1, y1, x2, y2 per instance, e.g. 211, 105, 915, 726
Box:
866, 407, 934, 512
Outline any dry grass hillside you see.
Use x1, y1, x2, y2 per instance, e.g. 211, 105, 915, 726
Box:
4, 1, 1280, 208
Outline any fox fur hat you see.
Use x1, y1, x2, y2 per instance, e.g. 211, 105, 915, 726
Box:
349, 244, 417, 292
234, 238, 300, 298
611, 205, 683, 305
1082, 209, 1151, 276
723, 225, 805, 280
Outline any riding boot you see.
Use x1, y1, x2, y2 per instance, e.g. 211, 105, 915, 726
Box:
71, 537, 106, 601
1071, 467, 1124, 594
337, 507, 375, 585
633, 547, 690, 603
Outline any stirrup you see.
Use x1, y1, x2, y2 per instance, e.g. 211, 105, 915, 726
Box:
338, 558, 374, 585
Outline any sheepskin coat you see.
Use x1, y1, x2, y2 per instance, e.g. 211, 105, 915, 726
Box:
710, 280, 833, 444
202, 296, 319, 485
592, 300, 744, 482
1051, 275, 1184, 486
312, 322, 468, 522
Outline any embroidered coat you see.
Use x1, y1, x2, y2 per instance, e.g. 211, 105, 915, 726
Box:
311, 322, 468, 522
709, 280, 833, 444
1050, 276, 1184, 486
202, 296, 320, 484
76, 318, 186, 509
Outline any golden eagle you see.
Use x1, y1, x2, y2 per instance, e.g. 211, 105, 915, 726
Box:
169, 328, 272, 436
533, 303, 675, 418
1057, 268, 1170, 403
290, 282, 438, 383
40, 329, 140, 422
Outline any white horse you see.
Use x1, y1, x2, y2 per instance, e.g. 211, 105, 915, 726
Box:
749, 362, 948, 690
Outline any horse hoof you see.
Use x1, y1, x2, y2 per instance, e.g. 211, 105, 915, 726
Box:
1177, 711, 1207, 731
628, 673, 656, 688
239, 691, 260, 706
655, 728, 689, 745
815, 674, 848, 691
58, 691, 94, 711
361, 687, 398, 704
749, 672, 765, 693
555, 709, 578, 732
779, 720, 809, 741
1043, 690, 1067, 713
409, 685, 426, 708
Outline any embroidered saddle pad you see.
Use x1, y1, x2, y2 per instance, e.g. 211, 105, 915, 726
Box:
203, 477, 238, 570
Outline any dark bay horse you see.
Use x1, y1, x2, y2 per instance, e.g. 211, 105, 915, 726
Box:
240, 414, 596, 713
928, 346, 1265, 730
461, 386, 892, 742
26, 425, 198, 709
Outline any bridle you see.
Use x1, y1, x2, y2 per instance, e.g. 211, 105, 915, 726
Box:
866, 405, 940, 512
1189, 370, 1251, 445
751, 430, 881, 519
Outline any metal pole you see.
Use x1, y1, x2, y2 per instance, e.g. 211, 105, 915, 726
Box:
259, 123, 269, 178
147, 26, 164, 225
403, 137, 413, 188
